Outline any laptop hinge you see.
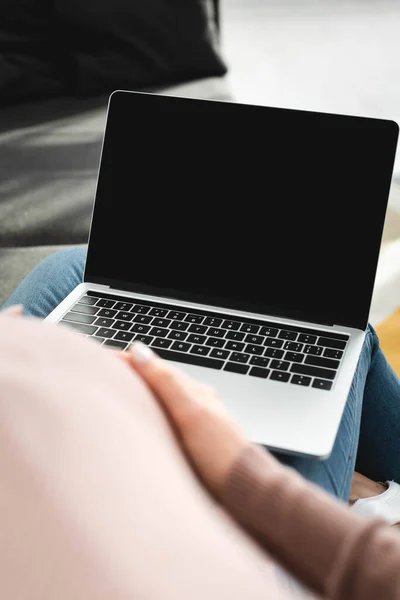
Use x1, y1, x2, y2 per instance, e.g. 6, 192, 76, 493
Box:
87, 280, 341, 328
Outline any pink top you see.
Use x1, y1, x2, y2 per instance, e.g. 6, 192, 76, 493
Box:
1, 315, 400, 599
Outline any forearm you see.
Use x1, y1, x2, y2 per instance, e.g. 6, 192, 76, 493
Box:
222, 445, 400, 599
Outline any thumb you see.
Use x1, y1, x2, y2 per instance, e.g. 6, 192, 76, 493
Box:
125, 342, 203, 431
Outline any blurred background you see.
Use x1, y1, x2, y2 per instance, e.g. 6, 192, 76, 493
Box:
0, 0, 399, 368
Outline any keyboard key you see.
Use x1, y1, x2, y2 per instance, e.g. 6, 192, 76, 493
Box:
203, 317, 223, 327
270, 371, 290, 383
312, 379, 333, 391
290, 364, 336, 380
171, 341, 191, 353
245, 334, 264, 345
226, 340, 245, 351
249, 367, 270, 379
149, 327, 168, 337
245, 344, 264, 355
114, 302, 133, 311
298, 333, 317, 344
115, 331, 134, 343
95, 328, 115, 339
167, 310, 186, 321
207, 327, 225, 338
206, 337, 226, 348
78, 296, 98, 305
133, 314, 152, 325
324, 348, 344, 360
188, 324, 208, 335
264, 337, 284, 348
116, 311, 133, 322
151, 337, 173, 349
305, 355, 340, 370
264, 347, 284, 359
131, 305, 151, 314
221, 320, 241, 331
187, 334, 207, 345
133, 334, 153, 345
226, 331, 245, 342
283, 341, 303, 352
170, 321, 190, 331
304, 344, 323, 356
93, 317, 115, 328
317, 337, 347, 350
259, 326, 278, 337
96, 299, 116, 309
71, 304, 99, 316
291, 375, 311, 386
104, 339, 128, 350
152, 318, 171, 328
270, 359, 290, 371
240, 323, 260, 334
284, 351, 304, 363
149, 307, 168, 317
191, 345, 211, 356
210, 348, 230, 360
113, 320, 133, 331
97, 308, 117, 318
168, 331, 188, 341
185, 314, 204, 324
224, 362, 249, 374
154, 348, 223, 370
250, 356, 270, 368
60, 321, 98, 335
63, 312, 96, 325
131, 323, 151, 334
206, 338, 225, 348
278, 330, 298, 341
230, 352, 250, 364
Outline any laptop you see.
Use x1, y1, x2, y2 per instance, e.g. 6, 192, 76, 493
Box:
45, 90, 399, 458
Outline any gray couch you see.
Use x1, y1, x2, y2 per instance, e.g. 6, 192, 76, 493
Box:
0, 76, 232, 307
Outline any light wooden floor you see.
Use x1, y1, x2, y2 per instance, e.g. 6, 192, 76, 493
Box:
377, 310, 400, 376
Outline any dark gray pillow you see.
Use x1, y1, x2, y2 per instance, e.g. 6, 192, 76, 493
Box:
0, 0, 68, 103
0, 0, 226, 104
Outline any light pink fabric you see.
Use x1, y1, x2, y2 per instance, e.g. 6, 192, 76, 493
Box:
6, 316, 400, 600
0, 316, 286, 600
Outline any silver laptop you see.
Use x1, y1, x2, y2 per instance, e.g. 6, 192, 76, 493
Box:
45, 90, 398, 458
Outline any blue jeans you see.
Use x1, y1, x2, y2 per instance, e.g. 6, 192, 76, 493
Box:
3, 248, 400, 502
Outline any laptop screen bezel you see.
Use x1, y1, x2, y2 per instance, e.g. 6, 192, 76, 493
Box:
84, 90, 399, 330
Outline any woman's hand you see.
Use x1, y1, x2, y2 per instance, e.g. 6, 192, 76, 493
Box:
121, 342, 248, 499
0, 305, 24, 318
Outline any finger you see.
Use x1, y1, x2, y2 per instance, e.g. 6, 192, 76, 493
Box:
0, 304, 24, 318
126, 342, 210, 429
120, 344, 222, 403
127, 342, 246, 499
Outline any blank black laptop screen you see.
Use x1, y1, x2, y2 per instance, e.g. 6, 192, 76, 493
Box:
85, 91, 398, 330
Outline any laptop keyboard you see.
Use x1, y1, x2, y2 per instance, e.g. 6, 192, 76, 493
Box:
60, 291, 349, 391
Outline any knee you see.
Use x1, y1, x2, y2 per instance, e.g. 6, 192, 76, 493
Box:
41, 247, 87, 270
366, 323, 379, 343
36, 247, 87, 279
364, 323, 380, 361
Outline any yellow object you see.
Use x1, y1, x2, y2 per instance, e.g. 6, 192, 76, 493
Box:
377, 309, 400, 377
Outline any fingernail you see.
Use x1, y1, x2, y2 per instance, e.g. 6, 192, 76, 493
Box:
129, 341, 154, 364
